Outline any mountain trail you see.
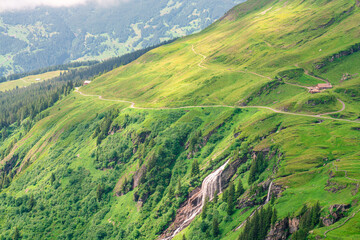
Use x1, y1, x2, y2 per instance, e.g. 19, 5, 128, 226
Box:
192, 45, 207, 69
74, 89, 359, 123
295, 63, 328, 83
323, 207, 360, 238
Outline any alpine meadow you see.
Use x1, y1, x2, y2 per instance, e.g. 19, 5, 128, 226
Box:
0, 0, 360, 240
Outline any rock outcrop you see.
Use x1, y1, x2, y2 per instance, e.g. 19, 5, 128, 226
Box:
315, 43, 360, 69
322, 204, 350, 226
266, 217, 299, 240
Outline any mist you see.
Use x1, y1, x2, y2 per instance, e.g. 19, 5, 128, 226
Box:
0, 0, 129, 12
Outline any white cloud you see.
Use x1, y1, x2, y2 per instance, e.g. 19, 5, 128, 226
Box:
0, 0, 128, 12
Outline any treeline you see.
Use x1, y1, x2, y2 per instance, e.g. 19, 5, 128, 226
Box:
0, 39, 176, 142
0, 38, 176, 84
238, 206, 277, 240
0, 60, 99, 83
0, 79, 78, 136
248, 152, 268, 185
292, 202, 321, 239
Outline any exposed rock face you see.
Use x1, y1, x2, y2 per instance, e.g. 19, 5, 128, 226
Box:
322, 204, 350, 226
266, 218, 289, 240
341, 73, 352, 82
325, 180, 347, 193
268, 182, 285, 200
133, 165, 147, 189
266, 217, 299, 240
220, 158, 245, 189
288, 218, 300, 233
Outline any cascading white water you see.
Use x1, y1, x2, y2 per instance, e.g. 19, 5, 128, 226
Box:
201, 160, 229, 205
162, 160, 229, 240
265, 181, 273, 203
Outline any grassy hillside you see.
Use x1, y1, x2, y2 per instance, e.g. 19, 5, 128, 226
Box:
83, 0, 359, 119
0, 70, 64, 92
0, 0, 359, 239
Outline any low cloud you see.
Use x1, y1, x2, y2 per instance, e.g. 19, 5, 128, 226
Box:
0, 0, 128, 12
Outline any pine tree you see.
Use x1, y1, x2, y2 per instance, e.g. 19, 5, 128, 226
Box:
236, 178, 244, 198
213, 190, 219, 204
50, 173, 55, 185
176, 178, 182, 197
191, 159, 200, 177
168, 185, 175, 199
12, 227, 20, 240
222, 189, 228, 203
271, 208, 277, 226
96, 184, 104, 201
28, 194, 36, 211
202, 196, 209, 219
227, 185, 235, 215
299, 204, 308, 216
270, 194, 276, 205
212, 217, 220, 237
248, 161, 257, 184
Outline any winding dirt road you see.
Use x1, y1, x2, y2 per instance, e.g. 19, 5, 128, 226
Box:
75, 89, 358, 123
74, 47, 359, 124
318, 99, 346, 116
190, 46, 354, 120
295, 63, 328, 83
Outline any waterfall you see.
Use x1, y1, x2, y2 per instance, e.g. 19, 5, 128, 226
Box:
265, 181, 273, 203
235, 180, 274, 231
201, 160, 229, 205
161, 160, 229, 240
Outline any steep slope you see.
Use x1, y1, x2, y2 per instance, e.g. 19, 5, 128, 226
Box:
83, 0, 360, 119
0, 0, 359, 240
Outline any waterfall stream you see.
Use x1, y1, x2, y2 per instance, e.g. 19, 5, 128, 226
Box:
235, 180, 273, 231
162, 160, 229, 240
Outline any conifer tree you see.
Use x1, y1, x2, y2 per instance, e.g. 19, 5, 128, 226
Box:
271, 208, 277, 226
213, 190, 218, 204
212, 217, 220, 237
248, 162, 257, 184
50, 173, 55, 185
222, 189, 228, 203
28, 194, 36, 211
168, 185, 175, 199
202, 196, 209, 219
236, 178, 244, 198
176, 178, 182, 197
227, 182, 235, 215
96, 184, 104, 201
12, 227, 20, 240
191, 159, 200, 177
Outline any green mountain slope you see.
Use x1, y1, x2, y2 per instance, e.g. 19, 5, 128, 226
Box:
0, 0, 359, 239
0, 0, 243, 76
